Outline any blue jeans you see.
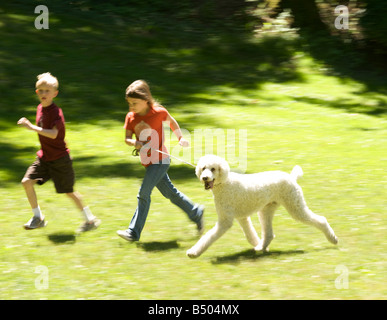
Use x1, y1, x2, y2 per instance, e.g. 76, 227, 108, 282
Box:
128, 159, 203, 240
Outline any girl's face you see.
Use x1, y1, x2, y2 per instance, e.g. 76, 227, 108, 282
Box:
126, 97, 150, 116
36, 85, 58, 107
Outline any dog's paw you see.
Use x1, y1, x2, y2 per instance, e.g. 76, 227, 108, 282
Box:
186, 248, 199, 259
254, 243, 269, 253
331, 235, 339, 245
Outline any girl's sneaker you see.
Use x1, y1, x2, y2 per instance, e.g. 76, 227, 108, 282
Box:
196, 206, 205, 235
24, 216, 47, 230
196, 214, 205, 235
117, 229, 137, 242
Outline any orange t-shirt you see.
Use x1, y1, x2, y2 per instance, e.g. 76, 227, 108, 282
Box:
124, 105, 170, 167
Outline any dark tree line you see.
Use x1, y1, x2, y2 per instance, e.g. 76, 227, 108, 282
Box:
74, 0, 387, 59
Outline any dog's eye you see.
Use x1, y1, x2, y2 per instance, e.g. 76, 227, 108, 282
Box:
211, 168, 215, 172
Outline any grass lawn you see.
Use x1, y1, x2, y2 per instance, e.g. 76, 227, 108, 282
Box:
0, 2, 386, 300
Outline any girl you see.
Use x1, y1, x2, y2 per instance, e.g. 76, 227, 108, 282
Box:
117, 80, 204, 242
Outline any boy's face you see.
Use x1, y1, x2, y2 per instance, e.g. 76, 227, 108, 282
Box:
126, 97, 149, 116
36, 85, 58, 107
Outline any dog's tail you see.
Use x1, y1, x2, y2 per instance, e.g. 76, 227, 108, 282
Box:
291, 165, 303, 180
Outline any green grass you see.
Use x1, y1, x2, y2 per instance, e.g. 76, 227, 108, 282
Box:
0, 2, 386, 300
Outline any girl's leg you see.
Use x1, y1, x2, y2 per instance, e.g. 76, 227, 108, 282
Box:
128, 163, 170, 240
156, 173, 203, 224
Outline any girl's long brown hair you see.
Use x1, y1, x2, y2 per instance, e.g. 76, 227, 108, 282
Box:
125, 80, 157, 107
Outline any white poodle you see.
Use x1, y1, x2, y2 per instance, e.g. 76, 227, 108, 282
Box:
187, 155, 338, 258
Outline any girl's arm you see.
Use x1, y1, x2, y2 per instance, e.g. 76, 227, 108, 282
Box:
125, 129, 143, 149
17, 117, 58, 139
166, 114, 189, 147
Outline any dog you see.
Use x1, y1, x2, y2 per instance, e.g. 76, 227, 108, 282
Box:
186, 155, 338, 258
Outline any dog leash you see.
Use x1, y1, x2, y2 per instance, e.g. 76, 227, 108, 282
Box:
132, 146, 196, 168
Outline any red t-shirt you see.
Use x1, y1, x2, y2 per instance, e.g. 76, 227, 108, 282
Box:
124, 105, 170, 166
36, 103, 70, 161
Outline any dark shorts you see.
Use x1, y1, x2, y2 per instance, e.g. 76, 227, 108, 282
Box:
23, 154, 75, 193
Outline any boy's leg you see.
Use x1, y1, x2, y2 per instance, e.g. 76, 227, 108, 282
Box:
156, 174, 204, 226
22, 178, 46, 229
22, 157, 50, 211
21, 158, 49, 229
126, 163, 170, 241
50, 155, 99, 231
21, 178, 39, 210
66, 192, 95, 221
66, 191, 83, 211
67, 192, 100, 232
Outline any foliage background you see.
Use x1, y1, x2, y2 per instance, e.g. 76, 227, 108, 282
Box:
0, 0, 385, 300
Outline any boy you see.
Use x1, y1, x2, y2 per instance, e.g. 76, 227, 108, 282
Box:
17, 72, 100, 232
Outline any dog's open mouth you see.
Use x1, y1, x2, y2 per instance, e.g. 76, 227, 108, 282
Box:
204, 180, 214, 190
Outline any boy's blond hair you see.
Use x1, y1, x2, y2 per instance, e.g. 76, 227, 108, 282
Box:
36, 72, 59, 89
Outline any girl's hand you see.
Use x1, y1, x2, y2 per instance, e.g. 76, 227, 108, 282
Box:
135, 140, 144, 150
179, 138, 190, 148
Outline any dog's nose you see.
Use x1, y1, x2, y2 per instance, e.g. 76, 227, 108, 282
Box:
202, 176, 208, 181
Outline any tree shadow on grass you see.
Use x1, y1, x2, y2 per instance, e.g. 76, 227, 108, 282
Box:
73, 155, 144, 179
168, 164, 197, 180
48, 232, 77, 244
73, 155, 197, 181
0, 141, 197, 187
136, 240, 180, 252
293, 96, 387, 117
0, 141, 38, 187
0, 1, 305, 131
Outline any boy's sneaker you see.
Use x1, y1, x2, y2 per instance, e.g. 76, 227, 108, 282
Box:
117, 229, 137, 242
24, 216, 47, 230
77, 218, 101, 233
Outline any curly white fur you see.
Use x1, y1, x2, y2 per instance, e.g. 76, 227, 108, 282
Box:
187, 155, 338, 258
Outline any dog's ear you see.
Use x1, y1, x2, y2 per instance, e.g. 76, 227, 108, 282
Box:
195, 164, 201, 178
216, 157, 230, 182
195, 157, 204, 178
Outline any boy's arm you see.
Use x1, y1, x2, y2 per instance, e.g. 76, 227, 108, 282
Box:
125, 129, 143, 149
166, 114, 189, 147
17, 117, 58, 139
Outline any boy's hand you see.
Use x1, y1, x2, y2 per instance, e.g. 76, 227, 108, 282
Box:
179, 138, 190, 148
17, 117, 58, 139
17, 117, 33, 130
